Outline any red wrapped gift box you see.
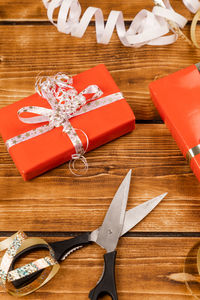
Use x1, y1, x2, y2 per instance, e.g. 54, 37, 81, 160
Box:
149, 63, 200, 181
0, 64, 135, 180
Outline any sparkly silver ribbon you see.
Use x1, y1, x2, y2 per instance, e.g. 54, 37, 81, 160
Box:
5, 73, 123, 172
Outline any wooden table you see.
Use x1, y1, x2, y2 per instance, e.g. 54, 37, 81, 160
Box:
1, 1, 200, 299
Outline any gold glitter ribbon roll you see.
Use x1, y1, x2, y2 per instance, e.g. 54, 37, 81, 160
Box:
0, 231, 60, 297
191, 9, 200, 48
184, 241, 200, 299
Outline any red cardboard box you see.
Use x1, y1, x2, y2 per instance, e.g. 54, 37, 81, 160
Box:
149, 63, 200, 181
0, 64, 135, 180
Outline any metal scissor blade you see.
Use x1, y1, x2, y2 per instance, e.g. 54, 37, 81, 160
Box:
121, 192, 167, 236
95, 170, 132, 252
90, 192, 167, 243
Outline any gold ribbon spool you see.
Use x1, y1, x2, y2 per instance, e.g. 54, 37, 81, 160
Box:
184, 241, 200, 299
191, 9, 200, 48
0, 232, 60, 297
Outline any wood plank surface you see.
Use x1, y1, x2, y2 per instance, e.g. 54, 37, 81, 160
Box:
0, 25, 199, 120
0, 0, 194, 21
0, 237, 198, 299
0, 124, 200, 232
1, 0, 200, 299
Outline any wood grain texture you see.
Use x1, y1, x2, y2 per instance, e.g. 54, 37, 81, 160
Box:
0, 0, 194, 21
0, 124, 200, 232
0, 237, 198, 299
0, 25, 199, 120
0, 1, 200, 299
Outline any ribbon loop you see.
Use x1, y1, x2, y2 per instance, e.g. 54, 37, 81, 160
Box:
183, 0, 200, 13
19, 74, 103, 132
69, 153, 89, 176
0, 232, 60, 297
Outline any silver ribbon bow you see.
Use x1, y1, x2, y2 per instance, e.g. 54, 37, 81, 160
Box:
6, 73, 103, 157
5, 73, 124, 175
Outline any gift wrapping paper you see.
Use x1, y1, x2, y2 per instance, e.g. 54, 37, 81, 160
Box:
0, 64, 135, 180
149, 63, 200, 181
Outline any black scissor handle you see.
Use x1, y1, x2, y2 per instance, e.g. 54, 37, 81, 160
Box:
50, 232, 91, 261
89, 251, 118, 300
10, 232, 91, 288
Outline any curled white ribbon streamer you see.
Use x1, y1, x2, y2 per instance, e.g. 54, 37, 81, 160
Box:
42, 0, 187, 47
183, 0, 200, 13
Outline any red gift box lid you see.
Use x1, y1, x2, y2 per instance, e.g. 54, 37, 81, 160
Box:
149, 64, 200, 181
0, 64, 135, 180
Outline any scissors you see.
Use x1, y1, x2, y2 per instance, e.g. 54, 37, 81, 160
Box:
11, 170, 167, 299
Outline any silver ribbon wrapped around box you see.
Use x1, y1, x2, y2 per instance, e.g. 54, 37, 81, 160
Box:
3, 69, 128, 178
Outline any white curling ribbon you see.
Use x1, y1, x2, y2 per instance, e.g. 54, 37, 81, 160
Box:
183, 0, 200, 13
42, 0, 187, 47
153, 0, 187, 28
5, 73, 124, 175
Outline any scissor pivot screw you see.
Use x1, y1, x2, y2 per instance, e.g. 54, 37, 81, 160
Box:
108, 229, 113, 234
